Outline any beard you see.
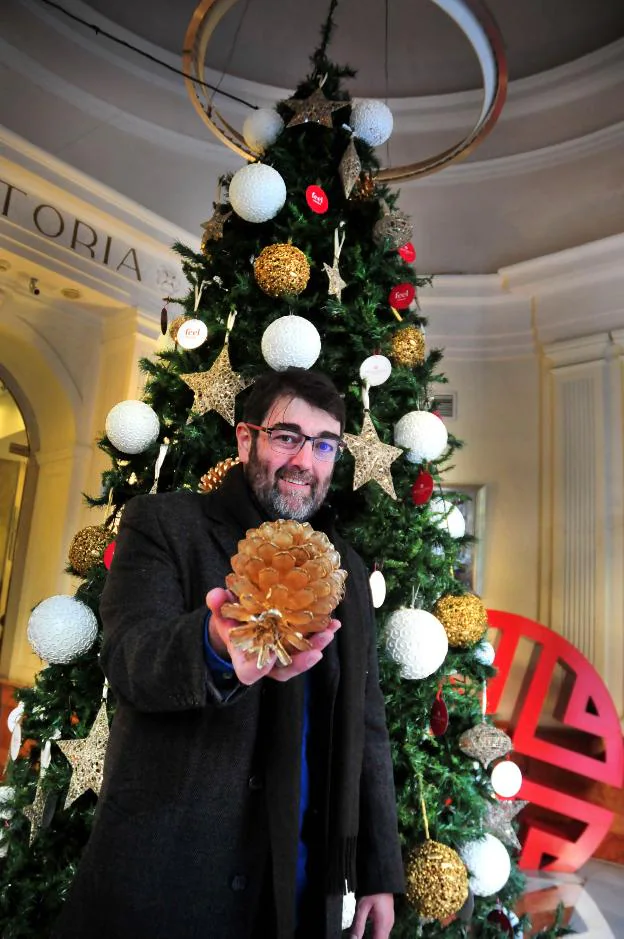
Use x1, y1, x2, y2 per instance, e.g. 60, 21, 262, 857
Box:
244, 442, 331, 521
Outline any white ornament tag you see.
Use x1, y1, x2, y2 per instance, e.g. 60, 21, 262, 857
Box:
369, 569, 387, 608
359, 355, 392, 386
176, 319, 208, 350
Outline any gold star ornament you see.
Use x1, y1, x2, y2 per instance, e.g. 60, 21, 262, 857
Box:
181, 345, 253, 426
201, 208, 232, 244
343, 412, 403, 500
284, 87, 348, 129
483, 798, 529, 851
323, 261, 347, 301
57, 701, 110, 808
22, 776, 51, 845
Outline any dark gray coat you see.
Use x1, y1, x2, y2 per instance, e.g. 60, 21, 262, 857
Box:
53, 470, 404, 939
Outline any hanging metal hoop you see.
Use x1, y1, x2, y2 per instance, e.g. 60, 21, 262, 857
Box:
182, 0, 508, 181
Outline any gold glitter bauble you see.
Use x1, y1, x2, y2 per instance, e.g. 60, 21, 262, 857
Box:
406, 840, 469, 920
68, 526, 113, 576
169, 315, 191, 341
254, 244, 310, 298
391, 326, 425, 367
221, 519, 347, 668
373, 207, 413, 250
199, 456, 241, 493
433, 593, 488, 647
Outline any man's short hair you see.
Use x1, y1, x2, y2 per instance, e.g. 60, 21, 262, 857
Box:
242, 368, 346, 433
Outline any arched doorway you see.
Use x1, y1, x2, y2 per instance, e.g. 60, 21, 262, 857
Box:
0, 380, 29, 652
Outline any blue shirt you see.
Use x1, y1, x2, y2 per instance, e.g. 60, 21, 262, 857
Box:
203, 616, 311, 905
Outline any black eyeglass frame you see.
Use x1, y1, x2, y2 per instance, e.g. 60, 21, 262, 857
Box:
244, 423, 345, 462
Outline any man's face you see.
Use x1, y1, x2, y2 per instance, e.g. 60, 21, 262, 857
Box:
236, 394, 341, 521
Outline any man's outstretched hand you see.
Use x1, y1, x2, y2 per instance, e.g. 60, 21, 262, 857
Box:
205, 586, 341, 686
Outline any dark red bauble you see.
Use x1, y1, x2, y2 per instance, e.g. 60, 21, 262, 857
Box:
411, 471, 434, 505
487, 909, 514, 936
430, 694, 449, 736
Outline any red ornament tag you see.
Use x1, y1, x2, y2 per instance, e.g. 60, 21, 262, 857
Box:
486, 909, 514, 936
398, 242, 416, 263
430, 689, 449, 736
103, 541, 117, 570
306, 185, 329, 214
388, 283, 415, 310
411, 470, 434, 506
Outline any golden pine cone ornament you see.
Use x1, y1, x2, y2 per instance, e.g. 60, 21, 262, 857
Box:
221, 519, 347, 668
433, 592, 488, 647
254, 243, 310, 298
199, 456, 241, 493
169, 315, 191, 342
352, 172, 378, 201
68, 526, 114, 575
406, 840, 469, 920
391, 325, 425, 367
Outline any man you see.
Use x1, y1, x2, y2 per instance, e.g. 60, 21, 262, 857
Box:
53, 368, 404, 939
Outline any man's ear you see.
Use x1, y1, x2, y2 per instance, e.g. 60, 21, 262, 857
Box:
235, 422, 252, 464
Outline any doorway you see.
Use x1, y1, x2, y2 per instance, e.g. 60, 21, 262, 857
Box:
0, 381, 28, 656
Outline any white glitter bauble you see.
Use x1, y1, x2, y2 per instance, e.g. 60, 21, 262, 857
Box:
394, 411, 448, 463
261, 315, 321, 370
342, 890, 357, 930
351, 99, 394, 147
243, 109, 285, 153
491, 760, 523, 798
460, 834, 511, 897
384, 608, 448, 679
428, 497, 466, 539
27, 595, 98, 664
475, 640, 496, 666
105, 400, 159, 455
229, 163, 286, 223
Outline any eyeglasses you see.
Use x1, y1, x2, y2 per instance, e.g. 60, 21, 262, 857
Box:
245, 423, 344, 463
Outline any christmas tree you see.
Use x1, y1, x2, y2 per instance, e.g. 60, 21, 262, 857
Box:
0, 7, 570, 938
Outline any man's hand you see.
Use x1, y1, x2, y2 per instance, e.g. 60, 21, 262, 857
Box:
350, 894, 394, 939
205, 587, 340, 686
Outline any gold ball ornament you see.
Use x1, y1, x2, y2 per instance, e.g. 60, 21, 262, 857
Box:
169, 315, 191, 342
391, 326, 425, 367
198, 456, 241, 493
254, 243, 310, 298
433, 593, 488, 647
406, 840, 469, 920
372, 205, 413, 250
221, 519, 347, 668
68, 526, 113, 575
